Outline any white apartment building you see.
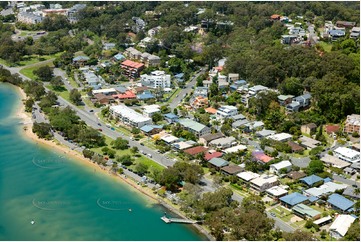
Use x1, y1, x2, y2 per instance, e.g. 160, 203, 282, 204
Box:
110, 105, 152, 128
334, 147, 360, 163
216, 105, 238, 120
142, 104, 161, 118
140, 71, 171, 89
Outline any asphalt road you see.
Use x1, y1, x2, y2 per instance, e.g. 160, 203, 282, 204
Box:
169, 67, 206, 110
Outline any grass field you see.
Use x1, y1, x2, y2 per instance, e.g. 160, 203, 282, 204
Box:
317, 41, 333, 52
20, 62, 55, 80
17, 53, 62, 66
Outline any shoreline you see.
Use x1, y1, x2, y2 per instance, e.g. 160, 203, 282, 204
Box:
13, 85, 214, 241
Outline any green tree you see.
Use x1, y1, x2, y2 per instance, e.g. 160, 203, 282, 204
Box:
306, 159, 324, 175
33, 66, 53, 82
282, 229, 315, 241
152, 112, 163, 123
32, 122, 53, 139
111, 137, 129, 150
135, 162, 149, 175
69, 89, 82, 105
50, 76, 64, 91
116, 154, 133, 166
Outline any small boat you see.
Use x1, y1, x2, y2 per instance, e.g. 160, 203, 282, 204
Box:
128, 208, 132, 212
30, 220, 35, 225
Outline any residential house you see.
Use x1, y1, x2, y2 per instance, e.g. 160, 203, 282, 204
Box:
205, 107, 217, 115
67, 4, 86, 23
140, 71, 171, 89
137, 91, 155, 101
209, 137, 237, 149
142, 105, 161, 118
328, 29, 346, 41
178, 118, 211, 137
232, 119, 250, 129
237, 171, 260, 183
191, 96, 209, 109
321, 154, 351, 169
199, 133, 224, 146
110, 105, 152, 128
103, 43, 116, 50
281, 34, 299, 44
204, 151, 223, 161
164, 113, 179, 124
92, 93, 114, 105
292, 204, 321, 220
92, 88, 117, 96
231, 114, 246, 122
221, 165, 243, 176
313, 216, 333, 227
250, 174, 279, 193
299, 136, 321, 150
268, 133, 293, 142
280, 192, 309, 208
329, 215, 356, 239
120, 60, 144, 78
131, 17, 146, 33
277, 94, 294, 106
147, 26, 161, 37
239, 85, 269, 107
172, 141, 195, 150
216, 105, 238, 120
140, 52, 161, 67
334, 147, 360, 163
300, 175, 324, 187
269, 160, 292, 175
290, 157, 311, 168
208, 158, 229, 170
336, 21, 356, 28
301, 123, 317, 135
287, 171, 306, 181
124, 47, 142, 60
112, 91, 136, 102
266, 186, 288, 200
270, 14, 281, 21
202, 80, 212, 88
326, 125, 340, 136
288, 141, 305, 153
184, 146, 208, 156
286, 93, 312, 112
72, 56, 90, 66
344, 114, 360, 135
224, 144, 247, 154
350, 27, 360, 39
113, 53, 126, 62
304, 182, 347, 198
230, 80, 247, 92
174, 73, 184, 83
159, 134, 179, 144
343, 186, 360, 200
327, 194, 355, 212
138, 37, 153, 48
252, 150, 273, 164
228, 73, 239, 82
193, 87, 208, 98
17, 11, 43, 24
140, 125, 163, 136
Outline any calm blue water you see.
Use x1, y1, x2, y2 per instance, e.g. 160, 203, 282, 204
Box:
0, 83, 206, 241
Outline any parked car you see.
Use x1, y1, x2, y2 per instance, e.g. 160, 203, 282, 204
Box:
98, 128, 102, 132
270, 213, 276, 217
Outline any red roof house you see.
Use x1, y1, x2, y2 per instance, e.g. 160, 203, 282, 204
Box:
184, 146, 208, 156
204, 151, 223, 161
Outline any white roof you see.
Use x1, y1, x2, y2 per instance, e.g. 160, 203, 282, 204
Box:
250, 174, 278, 187
237, 171, 260, 181
110, 105, 151, 123
92, 88, 116, 94
161, 134, 179, 143
320, 154, 351, 169
266, 186, 288, 196
304, 182, 348, 197
173, 141, 193, 150
270, 160, 292, 170
143, 104, 160, 113
329, 215, 356, 237
313, 215, 332, 225
224, 145, 247, 153
334, 147, 360, 160
268, 133, 293, 142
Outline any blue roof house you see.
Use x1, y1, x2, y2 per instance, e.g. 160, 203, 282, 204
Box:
140, 125, 163, 135
300, 175, 323, 187
164, 113, 179, 124
113, 53, 126, 61
280, 192, 309, 208
208, 158, 229, 169
137, 92, 155, 100
327, 194, 355, 212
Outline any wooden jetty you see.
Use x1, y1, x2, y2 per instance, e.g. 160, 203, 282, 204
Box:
161, 216, 197, 224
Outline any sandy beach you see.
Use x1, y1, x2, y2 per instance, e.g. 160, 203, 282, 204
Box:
14, 86, 214, 240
